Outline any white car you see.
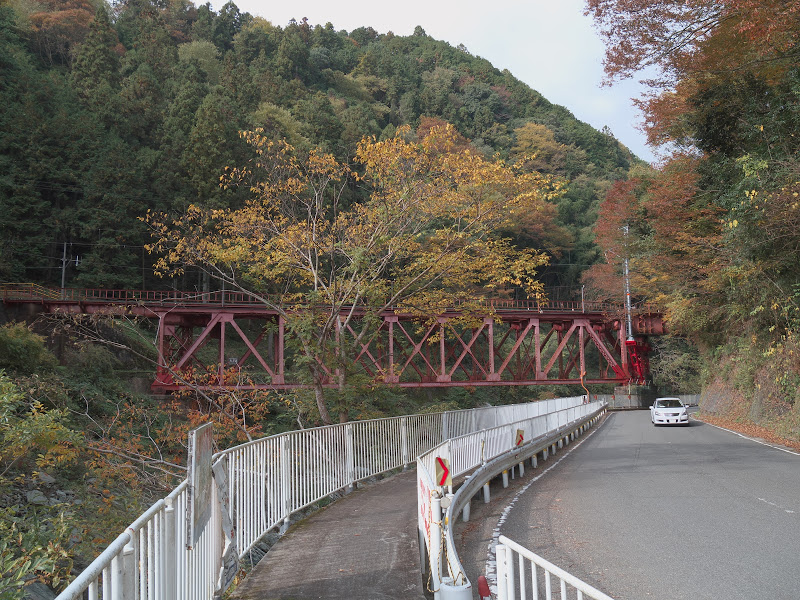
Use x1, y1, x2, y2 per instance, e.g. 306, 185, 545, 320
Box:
650, 397, 689, 426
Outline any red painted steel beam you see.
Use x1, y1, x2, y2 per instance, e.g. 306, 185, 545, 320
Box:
1, 284, 663, 390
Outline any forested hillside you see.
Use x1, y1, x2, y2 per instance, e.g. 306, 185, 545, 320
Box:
1, 0, 636, 293
0, 3, 641, 595
7, 0, 800, 593
585, 0, 800, 440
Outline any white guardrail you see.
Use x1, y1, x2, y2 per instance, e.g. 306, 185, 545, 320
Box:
416, 399, 609, 599
55, 396, 592, 600
496, 535, 614, 600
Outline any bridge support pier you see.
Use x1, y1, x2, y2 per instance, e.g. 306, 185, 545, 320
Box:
483, 483, 491, 504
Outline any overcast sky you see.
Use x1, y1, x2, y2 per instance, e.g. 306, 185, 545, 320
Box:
227, 0, 656, 163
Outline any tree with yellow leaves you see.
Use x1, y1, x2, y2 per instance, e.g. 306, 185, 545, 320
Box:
146, 124, 560, 424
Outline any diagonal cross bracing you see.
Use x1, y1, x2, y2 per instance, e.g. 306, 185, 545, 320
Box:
2, 286, 657, 390
153, 310, 640, 390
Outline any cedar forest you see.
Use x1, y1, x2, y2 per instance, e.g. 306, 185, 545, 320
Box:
1, 0, 800, 595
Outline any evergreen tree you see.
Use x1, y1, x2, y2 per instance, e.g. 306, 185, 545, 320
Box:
0, 0, 637, 292
184, 87, 246, 207
70, 6, 121, 125
159, 62, 210, 210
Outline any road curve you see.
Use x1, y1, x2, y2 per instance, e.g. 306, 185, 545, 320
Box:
457, 410, 800, 600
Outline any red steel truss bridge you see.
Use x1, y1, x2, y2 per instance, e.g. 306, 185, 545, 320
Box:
1, 284, 665, 393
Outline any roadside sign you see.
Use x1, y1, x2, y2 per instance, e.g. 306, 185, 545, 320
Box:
187, 423, 213, 548
516, 429, 525, 446
418, 475, 432, 538
435, 456, 452, 487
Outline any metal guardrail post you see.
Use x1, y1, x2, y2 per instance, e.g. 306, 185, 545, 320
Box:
400, 417, 410, 468
121, 535, 137, 600
430, 494, 442, 600
110, 554, 122, 600
164, 497, 177, 600
345, 423, 355, 491
496, 543, 508, 600
280, 436, 291, 533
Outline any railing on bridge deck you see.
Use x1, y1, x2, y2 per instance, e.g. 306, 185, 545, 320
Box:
54, 397, 592, 600
1, 283, 664, 391
0, 282, 645, 315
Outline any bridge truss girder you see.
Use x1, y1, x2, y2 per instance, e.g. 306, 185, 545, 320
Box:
148, 308, 643, 392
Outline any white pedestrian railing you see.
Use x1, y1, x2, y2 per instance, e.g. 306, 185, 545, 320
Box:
496, 535, 615, 600
56, 481, 223, 600
55, 397, 586, 600
416, 399, 607, 598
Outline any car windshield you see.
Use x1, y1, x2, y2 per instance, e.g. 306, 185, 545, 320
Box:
656, 399, 683, 408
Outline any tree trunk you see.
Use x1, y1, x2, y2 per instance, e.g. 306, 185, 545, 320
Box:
336, 334, 350, 424
314, 382, 333, 425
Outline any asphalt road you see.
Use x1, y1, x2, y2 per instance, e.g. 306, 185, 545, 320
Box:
456, 410, 800, 600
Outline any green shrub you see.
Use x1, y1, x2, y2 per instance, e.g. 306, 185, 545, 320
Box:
0, 323, 58, 376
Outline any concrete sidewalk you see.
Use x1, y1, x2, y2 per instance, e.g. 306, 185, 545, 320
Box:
230, 469, 427, 600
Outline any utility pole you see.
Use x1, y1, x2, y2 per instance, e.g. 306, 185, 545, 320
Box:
60, 242, 68, 299
60, 242, 79, 299
623, 225, 634, 342
581, 284, 585, 313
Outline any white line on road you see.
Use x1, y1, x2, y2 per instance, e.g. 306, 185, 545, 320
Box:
483, 421, 606, 595
699, 420, 800, 456
757, 497, 796, 514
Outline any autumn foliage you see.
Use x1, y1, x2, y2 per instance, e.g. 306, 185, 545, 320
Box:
586, 0, 800, 431
147, 124, 559, 423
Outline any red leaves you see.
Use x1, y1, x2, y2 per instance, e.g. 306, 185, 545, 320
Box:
583, 176, 647, 302
586, 0, 722, 84
29, 0, 95, 65
594, 178, 640, 252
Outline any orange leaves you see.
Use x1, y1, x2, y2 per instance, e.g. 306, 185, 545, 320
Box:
353, 124, 555, 303
725, 0, 800, 57
232, 131, 352, 205
587, 150, 730, 338
587, 0, 793, 84
635, 155, 723, 277
586, 0, 722, 84
85, 372, 273, 494
634, 89, 692, 147
148, 124, 558, 422
648, 157, 723, 254
149, 123, 558, 311
356, 123, 560, 238
589, 0, 800, 151
28, 0, 95, 64
594, 178, 642, 252
583, 175, 647, 302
